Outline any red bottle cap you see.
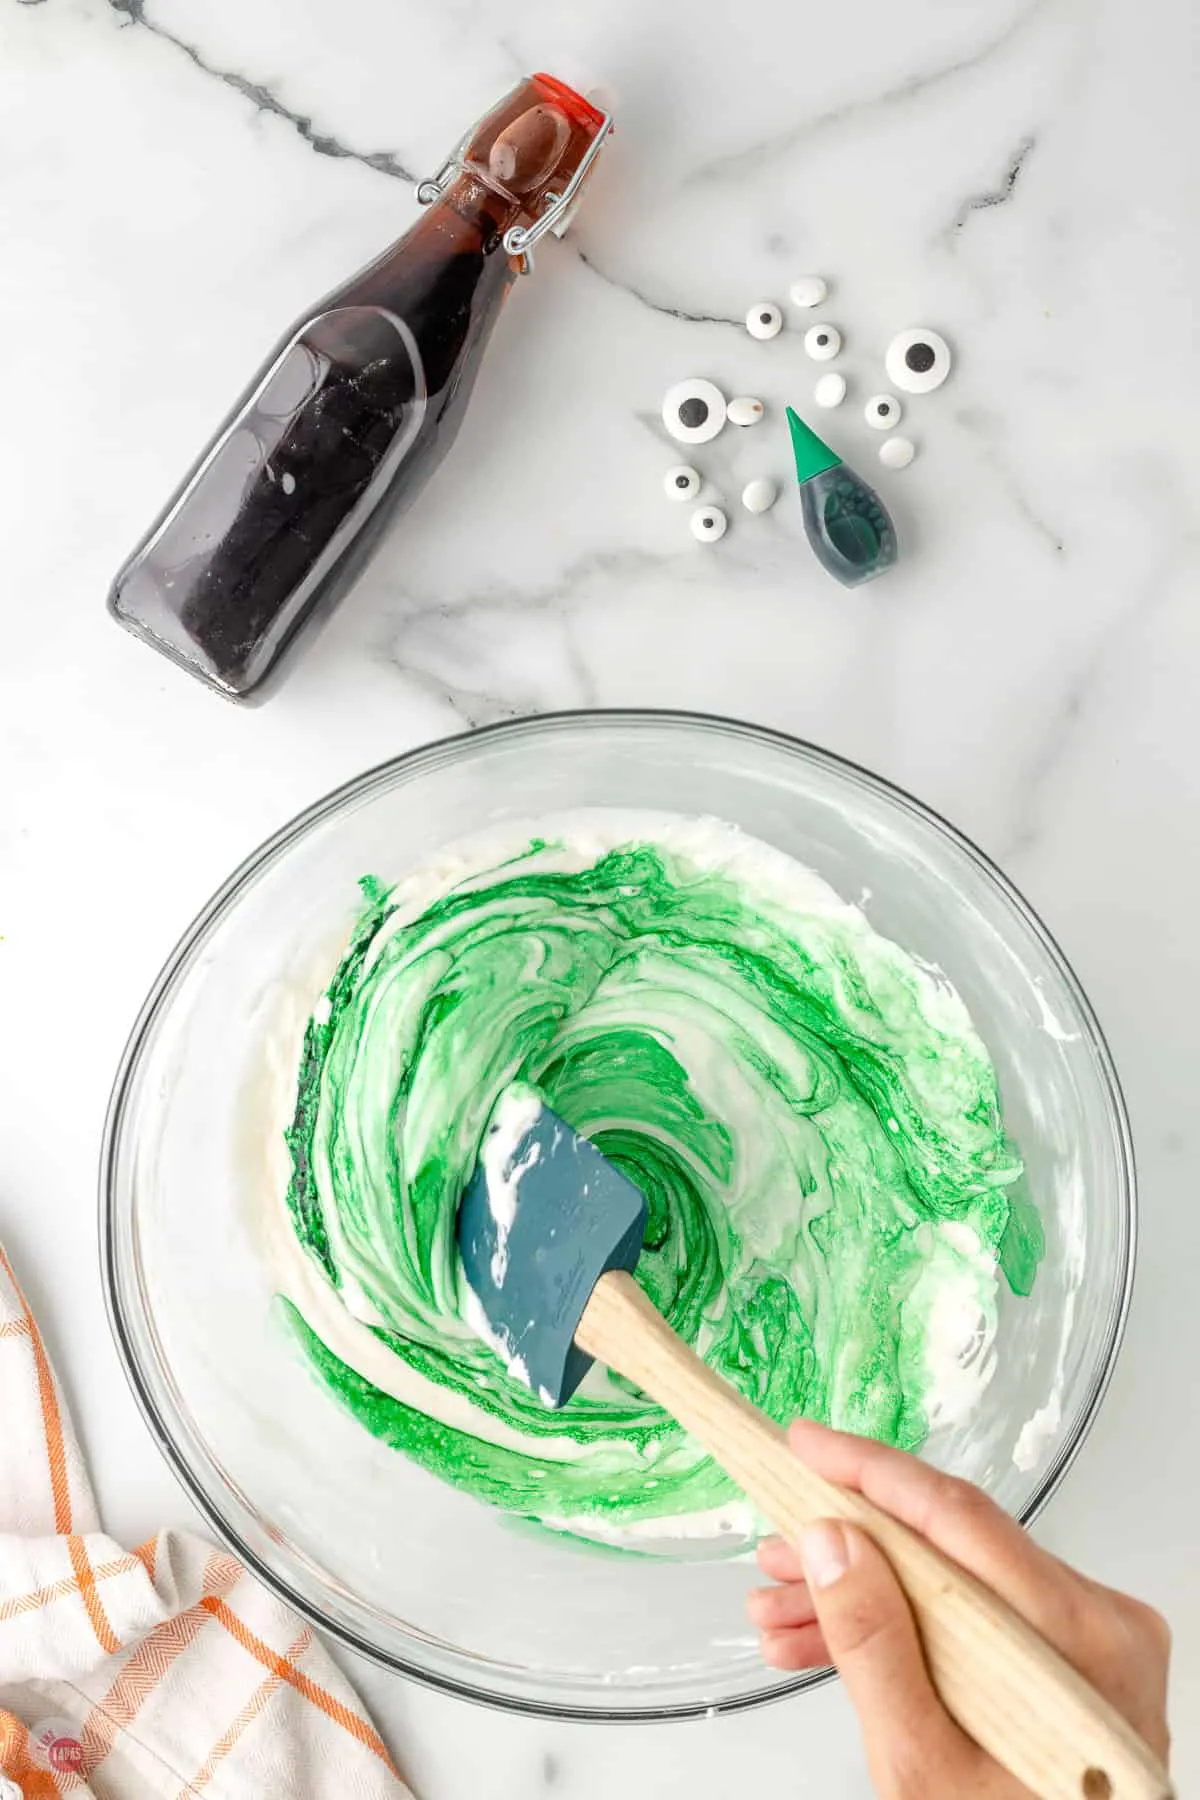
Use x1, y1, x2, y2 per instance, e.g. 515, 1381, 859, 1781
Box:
531, 73, 607, 132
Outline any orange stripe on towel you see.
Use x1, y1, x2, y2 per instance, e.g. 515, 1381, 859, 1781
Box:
78, 1548, 242, 1778
201, 1598, 396, 1768
67, 1536, 119, 1656
0, 1244, 72, 1533
132, 1535, 158, 1582
185, 1625, 311, 1794
0, 1553, 138, 1625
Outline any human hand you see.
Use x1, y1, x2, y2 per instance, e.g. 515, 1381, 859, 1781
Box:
746, 1419, 1171, 1797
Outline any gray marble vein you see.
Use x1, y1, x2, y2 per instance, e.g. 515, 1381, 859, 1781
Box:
380, 544, 679, 623
366, 547, 671, 724
952, 407, 1064, 553
943, 135, 1037, 240
683, 0, 1049, 187
1001, 536, 1196, 864
105, 0, 414, 179
376, 610, 600, 727
575, 249, 742, 329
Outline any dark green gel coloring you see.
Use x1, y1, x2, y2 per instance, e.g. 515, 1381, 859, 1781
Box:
787, 407, 899, 588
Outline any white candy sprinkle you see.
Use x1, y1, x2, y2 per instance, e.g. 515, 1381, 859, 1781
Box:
728, 396, 765, 427
741, 477, 778, 514
879, 435, 916, 469
746, 302, 783, 340
804, 323, 842, 362
664, 464, 701, 501
865, 394, 902, 430
690, 504, 728, 542
789, 275, 828, 309
814, 372, 847, 409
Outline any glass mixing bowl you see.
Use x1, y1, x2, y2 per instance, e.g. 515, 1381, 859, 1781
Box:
101, 711, 1134, 1719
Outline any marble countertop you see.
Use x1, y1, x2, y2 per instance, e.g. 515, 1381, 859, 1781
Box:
2, 0, 1198, 1792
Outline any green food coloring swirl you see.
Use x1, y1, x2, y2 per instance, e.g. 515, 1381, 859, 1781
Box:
282, 829, 1039, 1535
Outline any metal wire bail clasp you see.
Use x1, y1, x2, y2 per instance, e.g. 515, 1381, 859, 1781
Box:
500, 111, 612, 273
414, 109, 612, 275
414, 160, 458, 208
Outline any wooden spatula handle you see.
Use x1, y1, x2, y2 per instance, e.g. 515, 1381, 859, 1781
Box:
578, 1271, 1173, 1800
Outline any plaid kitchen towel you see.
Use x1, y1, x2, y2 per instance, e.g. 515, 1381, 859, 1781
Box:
0, 1244, 414, 1799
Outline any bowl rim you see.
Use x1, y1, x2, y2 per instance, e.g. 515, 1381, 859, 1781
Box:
98, 706, 1137, 1721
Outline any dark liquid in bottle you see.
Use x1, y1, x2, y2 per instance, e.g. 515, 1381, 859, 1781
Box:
108, 74, 606, 699
111, 220, 512, 698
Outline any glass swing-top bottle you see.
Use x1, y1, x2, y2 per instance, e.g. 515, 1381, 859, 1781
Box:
108, 74, 611, 700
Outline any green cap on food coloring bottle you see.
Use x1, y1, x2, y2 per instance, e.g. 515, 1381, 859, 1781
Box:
785, 407, 842, 484
785, 404, 898, 588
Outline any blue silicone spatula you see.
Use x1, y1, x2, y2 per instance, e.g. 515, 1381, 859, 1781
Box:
458, 1088, 1171, 1800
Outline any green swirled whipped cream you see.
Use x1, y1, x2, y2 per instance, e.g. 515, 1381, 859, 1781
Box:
276, 814, 1041, 1545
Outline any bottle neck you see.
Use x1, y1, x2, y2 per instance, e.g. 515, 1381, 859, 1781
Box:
418, 74, 610, 274
432, 167, 523, 261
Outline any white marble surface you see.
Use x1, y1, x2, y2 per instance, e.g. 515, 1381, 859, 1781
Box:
2, 0, 1198, 1791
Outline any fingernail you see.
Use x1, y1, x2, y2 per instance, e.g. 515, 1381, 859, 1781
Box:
801, 1523, 850, 1590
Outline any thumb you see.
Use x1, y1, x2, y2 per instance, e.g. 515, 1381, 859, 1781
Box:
800, 1522, 980, 1796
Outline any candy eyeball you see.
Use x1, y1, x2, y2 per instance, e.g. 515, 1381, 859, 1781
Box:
885, 328, 952, 394
864, 394, 902, 430
662, 378, 727, 444
664, 464, 701, 501
690, 504, 728, 542
789, 275, 828, 309
879, 435, 916, 470
746, 302, 783, 340
814, 371, 847, 408
804, 323, 842, 362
